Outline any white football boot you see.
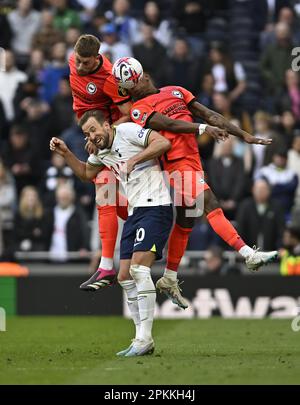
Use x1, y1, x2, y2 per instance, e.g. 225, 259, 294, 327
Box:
245, 247, 278, 272
156, 277, 189, 309
116, 339, 138, 357
124, 339, 155, 357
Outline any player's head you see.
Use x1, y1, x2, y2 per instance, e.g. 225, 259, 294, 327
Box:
127, 72, 156, 100
74, 34, 101, 76
79, 110, 111, 149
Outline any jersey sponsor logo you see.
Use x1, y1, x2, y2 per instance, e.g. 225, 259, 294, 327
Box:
137, 128, 146, 138
172, 90, 183, 99
118, 86, 129, 97
86, 82, 97, 94
132, 109, 141, 120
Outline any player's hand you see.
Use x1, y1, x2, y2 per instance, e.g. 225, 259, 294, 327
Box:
205, 126, 229, 142
85, 140, 98, 155
49, 137, 69, 156
243, 133, 273, 145
119, 159, 135, 181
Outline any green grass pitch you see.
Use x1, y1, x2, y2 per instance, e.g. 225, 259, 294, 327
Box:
0, 317, 299, 385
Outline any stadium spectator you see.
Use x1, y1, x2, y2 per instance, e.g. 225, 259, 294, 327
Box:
256, 149, 298, 218
172, 0, 207, 56
15, 185, 47, 252
40, 42, 69, 103
280, 225, 300, 275
51, 0, 82, 32
0, 124, 40, 194
252, 111, 285, 177
31, 8, 64, 60
110, 0, 141, 45
196, 73, 215, 110
201, 246, 241, 275
237, 179, 285, 251
208, 136, 246, 220
0, 159, 17, 259
260, 22, 294, 98
41, 152, 74, 208
277, 110, 299, 149
0, 8, 13, 49
287, 134, 300, 205
7, 0, 41, 68
211, 92, 253, 137
0, 50, 27, 122
13, 75, 41, 122
133, 23, 168, 87
65, 26, 82, 59
21, 98, 52, 159
26, 48, 46, 83
141, 1, 173, 48
275, 70, 300, 122
44, 183, 90, 262
50, 77, 74, 135
166, 38, 201, 94
99, 23, 133, 63
205, 43, 246, 105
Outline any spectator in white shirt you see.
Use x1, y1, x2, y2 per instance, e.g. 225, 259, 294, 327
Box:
100, 23, 132, 63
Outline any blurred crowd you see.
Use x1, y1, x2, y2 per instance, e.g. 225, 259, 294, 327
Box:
0, 0, 300, 274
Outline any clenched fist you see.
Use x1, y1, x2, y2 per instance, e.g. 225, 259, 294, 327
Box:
49, 137, 70, 157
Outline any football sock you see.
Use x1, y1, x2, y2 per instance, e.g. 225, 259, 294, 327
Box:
166, 224, 193, 271
99, 257, 114, 271
163, 268, 178, 281
239, 245, 255, 259
119, 279, 141, 340
130, 264, 156, 342
206, 208, 246, 251
116, 192, 128, 221
97, 205, 118, 264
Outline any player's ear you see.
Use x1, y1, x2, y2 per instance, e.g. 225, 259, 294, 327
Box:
103, 121, 110, 131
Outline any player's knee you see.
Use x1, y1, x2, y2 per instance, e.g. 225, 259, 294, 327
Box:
117, 273, 131, 282
204, 190, 220, 215
176, 206, 196, 228
129, 264, 150, 282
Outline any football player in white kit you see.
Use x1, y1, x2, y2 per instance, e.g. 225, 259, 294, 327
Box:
50, 109, 173, 357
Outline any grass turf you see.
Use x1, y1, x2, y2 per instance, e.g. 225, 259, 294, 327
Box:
0, 316, 299, 385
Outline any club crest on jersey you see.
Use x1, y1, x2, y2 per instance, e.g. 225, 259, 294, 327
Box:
132, 109, 141, 119
172, 90, 183, 99
86, 82, 97, 94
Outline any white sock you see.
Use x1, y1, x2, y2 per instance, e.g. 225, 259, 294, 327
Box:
239, 245, 254, 259
119, 279, 141, 340
164, 268, 178, 281
130, 265, 156, 342
99, 256, 114, 270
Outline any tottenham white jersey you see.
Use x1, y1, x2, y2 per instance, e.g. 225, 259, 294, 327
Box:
88, 122, 171, 214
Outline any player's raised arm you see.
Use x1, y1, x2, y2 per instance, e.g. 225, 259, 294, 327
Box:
49, 137, 100, 182
188, 100, 273, 145
147, 112, 228, 142
122, 131, 171, 176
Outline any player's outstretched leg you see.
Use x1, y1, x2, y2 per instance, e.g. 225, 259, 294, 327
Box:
117, 277, 141, 356
80, 205, 117, 290
125, 264, 156, 357
156, 206, 193, 309
204, 190, 278, 271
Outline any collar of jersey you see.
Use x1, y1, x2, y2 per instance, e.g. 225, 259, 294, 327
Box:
89, 56, 103, 75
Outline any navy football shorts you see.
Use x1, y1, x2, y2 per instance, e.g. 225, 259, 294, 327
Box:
120, 205, 173, 260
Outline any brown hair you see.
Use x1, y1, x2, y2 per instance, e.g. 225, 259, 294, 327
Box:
74, 35, 101, 57
78, 109, 106, 127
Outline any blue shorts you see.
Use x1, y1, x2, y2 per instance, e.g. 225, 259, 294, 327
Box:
120, 205, 173, 260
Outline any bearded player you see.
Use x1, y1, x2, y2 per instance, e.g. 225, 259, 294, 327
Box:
69, 35, 132, 289
111, 57, 278, 308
